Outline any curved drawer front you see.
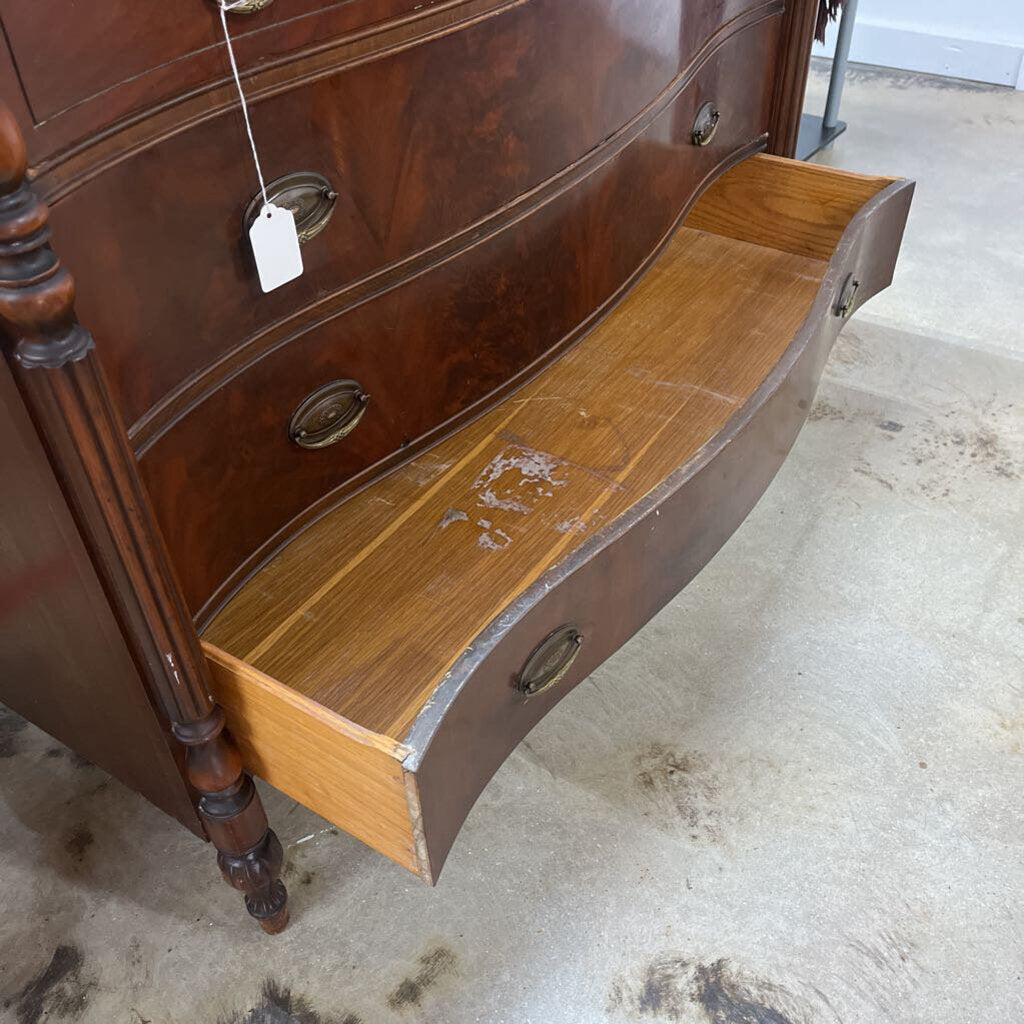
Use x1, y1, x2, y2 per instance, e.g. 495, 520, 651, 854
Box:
6, 0, 455, 147
409, 173, 915, 878
202, 157, 913, 882
47, 0, 778, 435
138, 13, 782, 621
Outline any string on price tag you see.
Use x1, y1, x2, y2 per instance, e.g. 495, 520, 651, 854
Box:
218, 0, 303, 292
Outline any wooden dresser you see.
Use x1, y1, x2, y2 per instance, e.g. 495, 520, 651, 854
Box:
0, 0, 912, 933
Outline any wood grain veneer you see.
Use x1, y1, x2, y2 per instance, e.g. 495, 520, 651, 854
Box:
2, 0, 433, 124
7, 0, 522, 172
49, 1, 780, 435
767, 0, 819, 157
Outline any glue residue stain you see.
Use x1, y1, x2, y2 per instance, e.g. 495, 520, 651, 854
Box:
556, 516, 587, 534
437, 507, 469, 530
478, 527, 513, 551
472, 444, 568, 520
467, 444, 571, 551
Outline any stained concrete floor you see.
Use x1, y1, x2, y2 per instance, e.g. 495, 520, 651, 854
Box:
1, 63, 1022, 1024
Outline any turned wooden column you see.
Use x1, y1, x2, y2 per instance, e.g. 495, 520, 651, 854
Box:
769, 0, 820, 156
0, 104, 288, 934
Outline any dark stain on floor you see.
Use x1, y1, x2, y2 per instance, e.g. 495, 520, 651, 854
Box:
282, 860, 316, 888
64, 824, 94, 865
387, 946, 458, 1011
910, 416, 1020, 494
0, 707, 27, 758
62, 780, 108, 808
617, 955, 692, 1019
847, 927, 917, 981
609, 956, 805, 1024
6, 944, 93, 1024
853, 463, 895, 491
692, 960, 799, 1024
218, 979, 361, 1024
808, 395, 1021, 502
807, 398, 845, 423
997, 714, 1023, 756
634, 745, 721, 842
820, 61, 1003, 94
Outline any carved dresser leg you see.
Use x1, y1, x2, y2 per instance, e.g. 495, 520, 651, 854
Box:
175, 711, 289, 934
0, 104, 287, 933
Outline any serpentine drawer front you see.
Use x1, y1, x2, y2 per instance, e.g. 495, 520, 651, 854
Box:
44, 0, 780, 435
202, 155, 914, 882
125, 8, 782, 621
1, 0, 449, 150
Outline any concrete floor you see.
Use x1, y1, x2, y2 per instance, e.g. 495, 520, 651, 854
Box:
2, 63, 1022, 1024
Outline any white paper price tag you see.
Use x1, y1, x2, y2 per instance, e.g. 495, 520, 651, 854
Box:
248, 203, 303, 293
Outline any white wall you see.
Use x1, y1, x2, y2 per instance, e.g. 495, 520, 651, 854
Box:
813, 0, 1024, 89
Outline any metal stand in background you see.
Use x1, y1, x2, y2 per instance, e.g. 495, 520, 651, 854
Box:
797, 0, 858, 160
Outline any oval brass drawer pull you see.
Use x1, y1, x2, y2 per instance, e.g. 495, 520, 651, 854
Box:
244, 172, 338, 245
516, 625, 584, 697
692, 101, 721, 147
290, 380, 370, 450
219, 0, 274, 13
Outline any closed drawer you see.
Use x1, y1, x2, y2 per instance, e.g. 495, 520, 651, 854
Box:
137, 10, 783, 621
48, 0, 779, 435
202, 154, 914, 882
3, 0, 436, 125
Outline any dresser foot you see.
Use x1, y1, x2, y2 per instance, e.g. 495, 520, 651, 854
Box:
218, 829, 290, 934
174, 709, 290, 934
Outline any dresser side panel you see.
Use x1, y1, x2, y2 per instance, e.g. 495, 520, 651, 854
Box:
0, 358, 201, 834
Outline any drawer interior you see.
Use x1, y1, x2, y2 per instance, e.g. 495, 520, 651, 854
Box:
201, 154, 904, 880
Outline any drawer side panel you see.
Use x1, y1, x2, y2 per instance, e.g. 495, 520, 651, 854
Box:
204, 643, 422, 875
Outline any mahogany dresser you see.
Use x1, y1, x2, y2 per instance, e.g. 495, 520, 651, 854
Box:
0, 0, 912, 933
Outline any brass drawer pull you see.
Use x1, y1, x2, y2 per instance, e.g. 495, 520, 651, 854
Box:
692, 101, 721, 147
219, 0, 274, 12
244, 172, 338, 245
836, 274, 861, 318
290, 380, 370, 450
516, 625, 584, 697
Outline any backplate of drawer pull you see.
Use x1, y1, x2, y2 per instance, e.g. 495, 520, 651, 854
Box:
217, 0, 275, 13
244, 172, 338, 245
516, 625, 584, 697
290, 380, 370, 450
836, 274, 861, 318
692, 101, 721, 147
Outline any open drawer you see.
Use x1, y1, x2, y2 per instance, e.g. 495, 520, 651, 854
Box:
201, 154, 913, 882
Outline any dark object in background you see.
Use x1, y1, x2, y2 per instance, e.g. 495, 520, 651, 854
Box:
817, 0, 847, 42
800, 0, 855, 159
